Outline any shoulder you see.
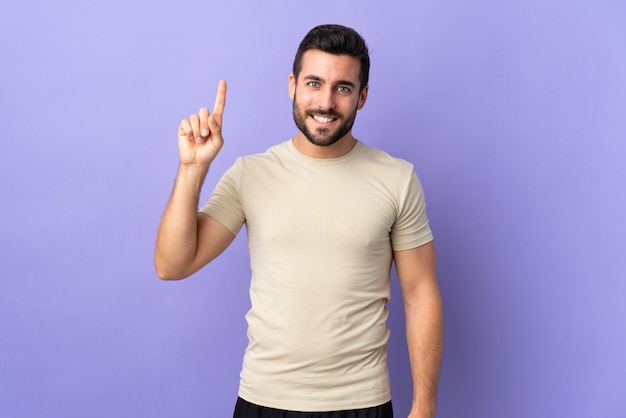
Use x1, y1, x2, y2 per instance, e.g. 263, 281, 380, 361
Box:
356, 142, 415, 176
235, 140, 292, 168
222, 140, 293, 184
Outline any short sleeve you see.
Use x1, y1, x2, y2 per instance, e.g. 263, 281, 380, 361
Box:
390, 171, 433, 251
199, 158, 246, 236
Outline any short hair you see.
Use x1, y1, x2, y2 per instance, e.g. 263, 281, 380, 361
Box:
292, 24, 370, 92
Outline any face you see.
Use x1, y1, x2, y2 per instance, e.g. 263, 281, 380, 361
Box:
290, 50, 368, 147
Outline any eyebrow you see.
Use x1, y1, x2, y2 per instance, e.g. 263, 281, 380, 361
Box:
303, 75, 357, 89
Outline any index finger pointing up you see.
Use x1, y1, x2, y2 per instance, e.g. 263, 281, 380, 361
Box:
212, 80, 227, 122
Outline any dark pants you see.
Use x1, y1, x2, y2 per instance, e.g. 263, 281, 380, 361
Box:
233, 397, 393, 418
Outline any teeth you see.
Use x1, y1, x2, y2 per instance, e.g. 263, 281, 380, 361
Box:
313, 115, 335, 123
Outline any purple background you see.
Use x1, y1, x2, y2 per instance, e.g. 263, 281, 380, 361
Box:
2, 1, 625, 417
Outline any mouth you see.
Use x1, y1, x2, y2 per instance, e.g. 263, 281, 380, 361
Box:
310, 114, 338, 125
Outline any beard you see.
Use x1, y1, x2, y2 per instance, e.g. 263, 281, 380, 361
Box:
292, 97, 358, 147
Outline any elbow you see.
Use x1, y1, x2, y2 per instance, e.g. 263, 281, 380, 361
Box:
154, 258, 186, 281
155, 267, 177, 281
156, 271, 183, 281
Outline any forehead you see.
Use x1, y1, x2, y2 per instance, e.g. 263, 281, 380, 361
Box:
298, 49, 361, 84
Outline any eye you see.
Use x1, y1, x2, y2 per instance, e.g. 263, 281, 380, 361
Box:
307, 81, 320, 88
337, 86, 351, 93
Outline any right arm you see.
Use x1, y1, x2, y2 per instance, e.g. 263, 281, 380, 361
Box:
154, 80, 234, 280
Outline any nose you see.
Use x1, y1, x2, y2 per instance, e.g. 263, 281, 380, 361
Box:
317, 86, 336, 110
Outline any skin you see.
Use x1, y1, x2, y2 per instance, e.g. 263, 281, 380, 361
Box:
154, 50, 443, 418
395, 243, 443, 418
288, 49, 368, 158
154, 80, 235, 281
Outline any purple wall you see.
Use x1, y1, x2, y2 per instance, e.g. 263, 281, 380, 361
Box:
2, 1, 625, 417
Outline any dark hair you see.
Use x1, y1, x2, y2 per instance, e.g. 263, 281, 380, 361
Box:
292, 24, 370, 92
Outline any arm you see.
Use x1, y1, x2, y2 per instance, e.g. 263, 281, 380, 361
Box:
394, 241, 443, 418
154, 80, 234, 280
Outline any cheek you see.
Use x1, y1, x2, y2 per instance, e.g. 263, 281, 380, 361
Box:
343, 98, 361, 113
296, 90, 317, 104
294, 94, 317, 113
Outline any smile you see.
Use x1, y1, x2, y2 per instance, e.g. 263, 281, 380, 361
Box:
311, 115, 337, 124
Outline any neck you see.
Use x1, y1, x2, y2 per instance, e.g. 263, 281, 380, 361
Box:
292, 132, 357, 159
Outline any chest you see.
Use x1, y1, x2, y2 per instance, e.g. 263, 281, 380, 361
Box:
240, 165, 399, 251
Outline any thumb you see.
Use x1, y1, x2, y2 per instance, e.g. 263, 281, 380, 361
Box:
208, 113, 223, 136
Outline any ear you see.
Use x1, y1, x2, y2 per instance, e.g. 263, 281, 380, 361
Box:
289, 73, 296, 100
357, 84, 369, 110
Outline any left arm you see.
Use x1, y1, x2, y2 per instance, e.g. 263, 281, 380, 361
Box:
394, 241, 443, 418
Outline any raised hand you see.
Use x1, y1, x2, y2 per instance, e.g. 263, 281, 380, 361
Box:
177, 80, 227, 166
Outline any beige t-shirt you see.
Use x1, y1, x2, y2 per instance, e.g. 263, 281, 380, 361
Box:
200, 140, 433, 411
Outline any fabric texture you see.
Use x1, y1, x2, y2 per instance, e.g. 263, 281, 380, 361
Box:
200, 139, 432, 411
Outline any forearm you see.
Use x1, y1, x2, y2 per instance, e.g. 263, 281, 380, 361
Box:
154, 163, 209, 280
405, 292, 444, 418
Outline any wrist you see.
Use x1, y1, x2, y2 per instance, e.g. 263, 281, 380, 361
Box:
177, 162, 210, 180
409, 398, 436, 418
408, 408, 435, 418
178, 161, 210, 172
173, 163, 210, 197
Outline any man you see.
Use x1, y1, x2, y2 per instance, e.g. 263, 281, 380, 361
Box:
155, 24, 443, 418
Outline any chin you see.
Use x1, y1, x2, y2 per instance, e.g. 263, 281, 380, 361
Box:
305, 130, 343, 147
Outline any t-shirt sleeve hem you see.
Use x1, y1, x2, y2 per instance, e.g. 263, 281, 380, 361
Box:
391, 231, 434, 252
198, 207, 244, 236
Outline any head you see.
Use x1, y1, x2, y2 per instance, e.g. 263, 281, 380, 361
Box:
293, 24, 370, 93
290, 25, 370, 149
